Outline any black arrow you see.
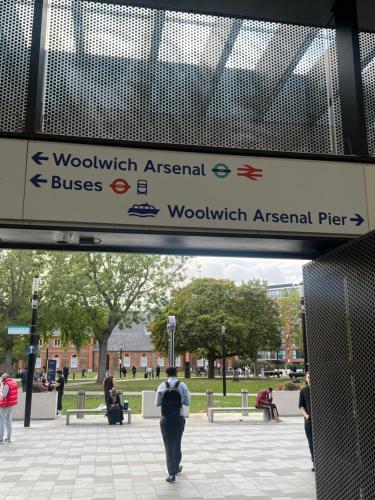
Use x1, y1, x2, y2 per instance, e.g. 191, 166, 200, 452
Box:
30, 174, 48, 188
32, 152, 49, 165
350, 213, 365, 226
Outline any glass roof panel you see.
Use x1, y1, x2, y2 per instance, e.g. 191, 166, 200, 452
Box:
226, 20, 280, 70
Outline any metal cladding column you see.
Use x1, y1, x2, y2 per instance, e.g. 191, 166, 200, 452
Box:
24, 275, 40, 427
167, 315, 176, 367
334, 0, 368, 156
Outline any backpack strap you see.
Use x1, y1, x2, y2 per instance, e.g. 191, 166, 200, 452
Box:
175, 381, 180, 389
165, 381, 170, 389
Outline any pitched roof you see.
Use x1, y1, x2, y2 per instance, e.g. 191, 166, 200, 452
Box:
93, 323, 154, 352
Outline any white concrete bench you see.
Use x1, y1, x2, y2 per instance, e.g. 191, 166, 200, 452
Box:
207, 407, 268, 423
66, 408, 132, 425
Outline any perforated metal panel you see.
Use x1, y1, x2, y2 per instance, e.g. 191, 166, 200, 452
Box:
0, 0, 34, 132
303, 231, 375, 500
41, 1, 344, 155
359, 32, 375, 157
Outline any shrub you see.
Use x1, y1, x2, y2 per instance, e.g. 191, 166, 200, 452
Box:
278, 381, 301, 391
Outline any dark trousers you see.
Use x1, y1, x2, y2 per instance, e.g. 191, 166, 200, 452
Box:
57, 392, 63, 411
160, 416, 185, 476
304, 419, 314, 462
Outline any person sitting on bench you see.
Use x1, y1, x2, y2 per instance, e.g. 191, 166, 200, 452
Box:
255, 387, 281, 423
106, 389, 124, 425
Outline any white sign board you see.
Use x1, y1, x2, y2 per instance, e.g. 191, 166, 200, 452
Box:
8, 326, 30, 335
0, 139, 27, 220
23, 141, 368, 235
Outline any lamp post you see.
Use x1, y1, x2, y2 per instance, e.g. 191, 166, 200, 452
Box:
24, 275, 40, 427
221, 325, 226, 397
119, 344, 123, 378
167, 316, 176, 366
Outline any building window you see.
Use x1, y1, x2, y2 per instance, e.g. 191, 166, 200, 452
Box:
54, 339, 61, 347
35, 357, 41, 369
175, 356, 181, 367
141, 354, 147, 367
53, 355, 60, 368
124, 354, 130, 367
157, 356, 164, 367
38, 339, 43, 346
71, 355, 78, 369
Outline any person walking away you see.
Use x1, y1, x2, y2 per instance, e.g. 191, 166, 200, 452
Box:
106, 388, 124, 425
132, 365, 137, 378
103, 373, 116, 405
53, 370, 65, 417
299, 371, 315, 471
156, 364, 161, 379
63, 364, 69, 384
0, 373, 18, 443
256, 387, 281, 422
121, 366, 127, 378
81, 367, 86, 378
155, 366, 190, 483
21, 368, 28, 392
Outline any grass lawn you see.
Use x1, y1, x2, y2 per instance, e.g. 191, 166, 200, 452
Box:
61, 394, 257, 415
64, 377, 292, 394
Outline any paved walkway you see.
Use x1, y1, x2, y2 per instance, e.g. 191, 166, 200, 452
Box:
0, 414, 316, 500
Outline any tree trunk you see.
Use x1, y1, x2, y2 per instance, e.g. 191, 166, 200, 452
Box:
207, 349, 215, 379
96, 333, 111, 384
3, 347, 13, 373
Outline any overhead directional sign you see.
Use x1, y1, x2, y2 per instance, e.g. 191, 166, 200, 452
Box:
8, 326, 30, 335
22, 140, 369, 236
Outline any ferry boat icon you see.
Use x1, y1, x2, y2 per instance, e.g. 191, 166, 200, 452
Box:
127, 203, 160, 217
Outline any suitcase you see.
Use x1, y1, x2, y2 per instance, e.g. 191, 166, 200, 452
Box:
107, 405, 123, 425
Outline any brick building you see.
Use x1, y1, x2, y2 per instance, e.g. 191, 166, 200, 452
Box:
36, 323, 192, 374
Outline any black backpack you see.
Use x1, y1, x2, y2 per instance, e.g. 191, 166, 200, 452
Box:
161, 381, 182, 418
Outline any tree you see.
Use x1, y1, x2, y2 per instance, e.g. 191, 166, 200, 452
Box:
151, 278, 281, 378
44, 252, 188, 383
0, 250, 45, 371
278, 288, 303, 354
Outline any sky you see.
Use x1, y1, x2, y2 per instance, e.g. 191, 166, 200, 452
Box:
186, 257, 309, 285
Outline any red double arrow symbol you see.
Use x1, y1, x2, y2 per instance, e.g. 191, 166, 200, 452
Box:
237, 164, 263, 180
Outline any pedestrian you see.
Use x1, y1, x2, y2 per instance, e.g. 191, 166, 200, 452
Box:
299, 371, 314, 471
81, 367, 86, 378
21, 367, 28, 392
63, 364, 69, 384
147, 366, 152, 379
255, 387, 281, 422
53, 369, 65, 417
103, 372, 116, 405
155, 366, 190, 483
121, 366, 127, 378
106, 388, 124, 425
0, 373, 19, 443
156, 364, 161, 379
132, 365, 136, 378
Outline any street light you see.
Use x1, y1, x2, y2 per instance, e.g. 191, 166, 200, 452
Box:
119, 344, 123, 378
24, 275, 40, 427
167, 316, 176, 366
221, 325, 227, 397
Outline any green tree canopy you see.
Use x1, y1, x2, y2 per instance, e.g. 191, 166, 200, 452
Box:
278, 288, 303, 351
151, 278, 281, 377
43, 252, 188, 382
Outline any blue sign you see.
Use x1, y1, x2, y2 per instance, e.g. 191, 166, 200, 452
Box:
25, 345, 38, 355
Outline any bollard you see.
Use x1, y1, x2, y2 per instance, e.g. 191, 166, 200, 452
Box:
241, 389, 248, 416
77, 390, 85, 419
206, 389, 214, 415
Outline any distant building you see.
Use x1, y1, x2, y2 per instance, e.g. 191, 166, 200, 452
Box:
34, 323, 193, 374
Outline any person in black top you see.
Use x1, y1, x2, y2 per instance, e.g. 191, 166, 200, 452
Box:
103, 373, 116, 405
132, 365, 137, 378
53, 369, 65, 416
156, 364, 161, 379
299, 371, 314, 471
106, 388, 123, 425
63, 364, 70, 383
